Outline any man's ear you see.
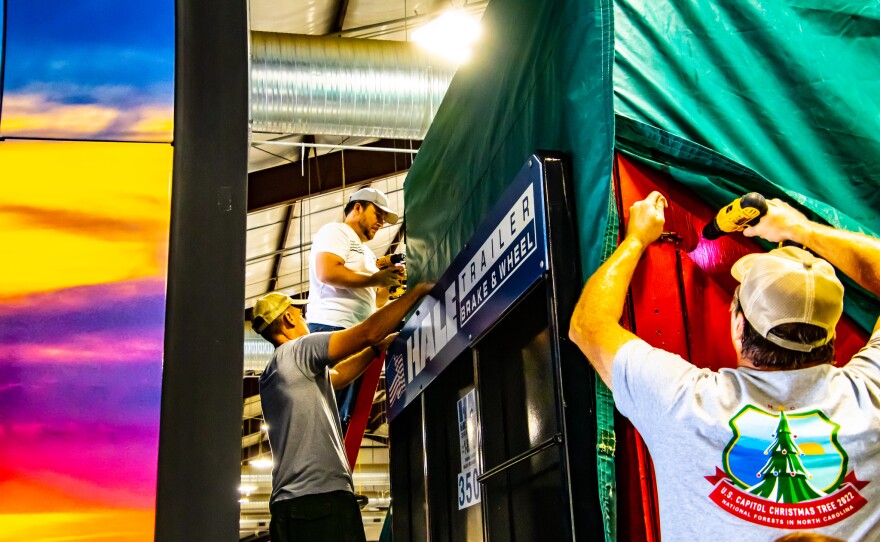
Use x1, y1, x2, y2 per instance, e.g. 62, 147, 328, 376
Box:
732, 311, 745, 349
283, 309, 296, 328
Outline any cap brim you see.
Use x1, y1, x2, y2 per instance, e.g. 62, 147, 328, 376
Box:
375, 205, 399, 225
731, 253, 761, 282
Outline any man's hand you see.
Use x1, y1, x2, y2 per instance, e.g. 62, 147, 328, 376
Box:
743, 198, 810, 244
625, 191, 667, 247
370, 267, 404, 289
374, 333, 399, 354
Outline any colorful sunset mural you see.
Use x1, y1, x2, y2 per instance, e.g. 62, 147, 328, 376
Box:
0, 0, 174, 540
1, 0, 174, 142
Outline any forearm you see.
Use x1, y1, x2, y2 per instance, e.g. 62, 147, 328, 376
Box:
793, 222, 880, 297
574, 237, 647, 329
357, 284, 430, 344
320, 265, 377, 289
376, 287, 391, 308
570, 236, 647, 387
330, 348, 377, 389
360, 284, 428, 344
327, 283, 431, 361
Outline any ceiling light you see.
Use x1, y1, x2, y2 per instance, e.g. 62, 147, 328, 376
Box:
239, 485, 257, 494
412, 9, 482, 64
261, 423, 269, 431
250, 457, 273, 469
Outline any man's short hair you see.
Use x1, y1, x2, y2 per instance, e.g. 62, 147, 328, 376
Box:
738, 303, 836, 369
344, 200, 369, 217
259, 315, 287, 342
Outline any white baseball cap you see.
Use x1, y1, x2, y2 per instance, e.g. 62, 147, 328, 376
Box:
731, 246, 844, 352
348, 187, 399, 224
252, 292, 308, 333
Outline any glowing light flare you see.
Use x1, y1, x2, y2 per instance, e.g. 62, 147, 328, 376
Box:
411, 9, 482, 64
249, 458, 273, 469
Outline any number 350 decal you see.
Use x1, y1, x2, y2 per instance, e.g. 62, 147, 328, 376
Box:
457, 468, 481, 510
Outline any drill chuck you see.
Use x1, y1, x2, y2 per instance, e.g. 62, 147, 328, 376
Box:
376, 253, 406, 299
702, 192, 768, 240
376, 253, 405, 269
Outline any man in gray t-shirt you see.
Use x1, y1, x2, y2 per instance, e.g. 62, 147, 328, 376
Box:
570, 192, 880, 541
252, 281, 432, 542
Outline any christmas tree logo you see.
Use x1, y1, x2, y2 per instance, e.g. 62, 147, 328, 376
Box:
703, 404, 870, 529
747, 408, 826, 503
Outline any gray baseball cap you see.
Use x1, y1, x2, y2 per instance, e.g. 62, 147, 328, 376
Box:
348, 187, 399, 224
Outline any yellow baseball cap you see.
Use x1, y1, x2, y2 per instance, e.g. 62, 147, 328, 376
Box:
731, 246, 844, 352
252, 292, 308, 333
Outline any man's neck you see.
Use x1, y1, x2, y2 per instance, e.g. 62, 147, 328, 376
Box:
343, 219, 367, 242
736, 357, 831, 371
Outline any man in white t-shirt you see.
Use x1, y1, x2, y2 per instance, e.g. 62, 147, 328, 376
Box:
569, 192, 880, 541
308, 187, 404, 432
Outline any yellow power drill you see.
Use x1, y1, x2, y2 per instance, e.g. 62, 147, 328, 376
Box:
376, 253, 406, 299
702, 192, 768, 240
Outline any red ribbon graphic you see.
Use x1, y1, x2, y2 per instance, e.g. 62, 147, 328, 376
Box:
706, 471, 869, 528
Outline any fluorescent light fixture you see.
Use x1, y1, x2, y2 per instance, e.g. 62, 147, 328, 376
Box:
250, 457, 273, 469
239, 485, 258, 494
412, 9, 482, 64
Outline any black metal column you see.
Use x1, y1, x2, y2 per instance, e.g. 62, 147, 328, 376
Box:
155, 0, 249, 539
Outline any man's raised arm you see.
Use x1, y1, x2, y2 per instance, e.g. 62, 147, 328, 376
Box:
744, 199, 880, 299
327, 282, 434, 361
569, 191, 667, 389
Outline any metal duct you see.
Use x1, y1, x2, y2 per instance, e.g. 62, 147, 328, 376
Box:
244, 326, 273, 373
251, 32, 457, 139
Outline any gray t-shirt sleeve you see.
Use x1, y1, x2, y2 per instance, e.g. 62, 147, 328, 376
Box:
612, 338, 708, 427
842, 326, 880, 381
288, 332, 333, 376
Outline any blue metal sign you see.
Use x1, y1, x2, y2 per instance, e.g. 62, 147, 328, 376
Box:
386, 155, 549, 420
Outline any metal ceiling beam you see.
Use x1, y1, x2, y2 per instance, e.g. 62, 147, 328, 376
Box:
331, 0, 351, 34
248, 138, 417, 212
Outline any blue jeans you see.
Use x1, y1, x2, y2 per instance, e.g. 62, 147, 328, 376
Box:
308, 323, 360, 436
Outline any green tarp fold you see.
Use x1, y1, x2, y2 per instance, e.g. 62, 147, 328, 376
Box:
404, 0, 614, 288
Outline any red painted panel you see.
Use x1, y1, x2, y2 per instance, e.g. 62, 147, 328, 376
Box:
345, 354, 385, 468
612, 153, 870, 541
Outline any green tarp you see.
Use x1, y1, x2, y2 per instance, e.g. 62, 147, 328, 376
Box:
403, 1, 880, 538
406, 0, 879, 330
404, 0, 615, 288
613, 0, 880, 330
